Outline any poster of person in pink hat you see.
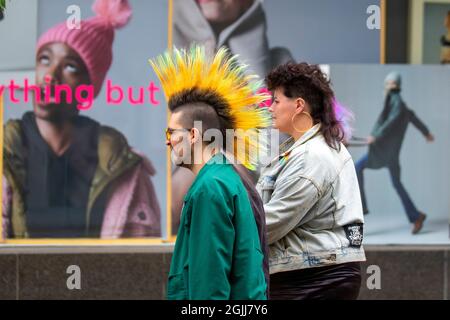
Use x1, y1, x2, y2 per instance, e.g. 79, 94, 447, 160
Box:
1, 0, 168, 239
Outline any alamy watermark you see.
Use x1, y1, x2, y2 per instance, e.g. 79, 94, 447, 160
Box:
366, 264, 381, 290
66, 265, 81, 290
366, 5, 381, 30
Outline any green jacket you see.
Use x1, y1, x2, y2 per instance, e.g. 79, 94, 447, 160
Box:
3, 118, 141, 238
167, 153, 267, 300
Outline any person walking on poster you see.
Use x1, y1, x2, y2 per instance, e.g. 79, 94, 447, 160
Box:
355, 72, 435, 234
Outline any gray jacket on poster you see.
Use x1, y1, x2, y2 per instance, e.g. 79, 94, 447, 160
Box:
173, 0, 293, 77
367, 90, 430, 169
256, 125, 366, 275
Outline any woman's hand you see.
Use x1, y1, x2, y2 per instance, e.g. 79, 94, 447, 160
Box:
426, 133, 435, 143
366, 136, 376, 145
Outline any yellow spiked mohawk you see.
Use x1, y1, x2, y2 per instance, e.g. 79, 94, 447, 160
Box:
149, 45, 271, 170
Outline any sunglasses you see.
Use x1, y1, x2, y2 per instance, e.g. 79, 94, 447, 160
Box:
165, 127, 192, 141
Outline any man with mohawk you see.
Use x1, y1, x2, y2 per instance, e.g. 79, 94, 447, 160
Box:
150, 46, 270, 300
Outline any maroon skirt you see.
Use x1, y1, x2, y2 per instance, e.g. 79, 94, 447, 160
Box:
270, 262, 362, 300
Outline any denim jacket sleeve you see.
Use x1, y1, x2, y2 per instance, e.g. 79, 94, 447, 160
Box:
264, 175, 320, 245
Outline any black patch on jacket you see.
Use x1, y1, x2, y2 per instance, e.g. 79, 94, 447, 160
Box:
344, 223, 364, 248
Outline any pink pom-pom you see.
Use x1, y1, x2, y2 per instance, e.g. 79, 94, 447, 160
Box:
257, 88, 272, 108
92, 0, 132, 29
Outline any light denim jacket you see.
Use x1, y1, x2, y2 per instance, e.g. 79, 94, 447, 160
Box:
256, 124, 366, 274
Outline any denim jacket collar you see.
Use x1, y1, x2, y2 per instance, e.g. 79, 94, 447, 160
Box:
278, 124, 321, 160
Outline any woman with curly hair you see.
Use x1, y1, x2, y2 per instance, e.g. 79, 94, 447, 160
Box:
257, 62, 365, 300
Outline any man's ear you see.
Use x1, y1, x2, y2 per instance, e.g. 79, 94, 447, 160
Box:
191, 127, 202, 144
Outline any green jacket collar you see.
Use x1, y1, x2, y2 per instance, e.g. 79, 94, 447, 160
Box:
183, 152, 228, 202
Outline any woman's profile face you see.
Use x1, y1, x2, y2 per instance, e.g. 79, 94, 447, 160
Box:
34, 42, 91, 121
269, 88, 297, 134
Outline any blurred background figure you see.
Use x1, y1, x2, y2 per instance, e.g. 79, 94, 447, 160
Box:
171, 0, 294, 233
174, 0, 293, 77
354, 72, 434, 235
440, 11, 450, 64
0, 0, 5, 21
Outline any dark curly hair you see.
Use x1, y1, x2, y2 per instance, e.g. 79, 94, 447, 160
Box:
266, 62, 344, 150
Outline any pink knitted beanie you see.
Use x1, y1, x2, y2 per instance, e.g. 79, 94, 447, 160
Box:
36, 0, 132, 97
